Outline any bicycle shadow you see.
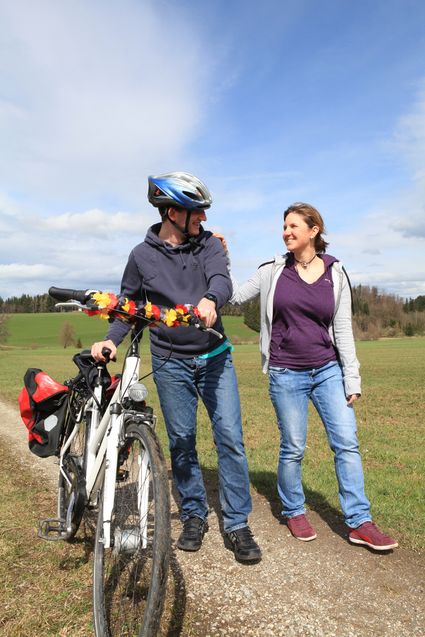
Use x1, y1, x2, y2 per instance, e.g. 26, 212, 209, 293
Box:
164, 467, 225, 635
154, 545, 185, 637
57, 513, 97, 570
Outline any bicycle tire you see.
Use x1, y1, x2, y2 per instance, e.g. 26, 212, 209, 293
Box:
58, 411, 90, 540
93, 422, 170, 637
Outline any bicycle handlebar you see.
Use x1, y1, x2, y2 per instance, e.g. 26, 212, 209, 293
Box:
49, 286, 95, 303
48, 286, 223, 339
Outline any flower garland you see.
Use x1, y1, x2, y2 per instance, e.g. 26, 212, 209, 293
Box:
84, 292, 119, 320
83, 292, 201, 328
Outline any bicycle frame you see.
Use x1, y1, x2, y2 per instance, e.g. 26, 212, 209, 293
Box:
58, 334, 149, 549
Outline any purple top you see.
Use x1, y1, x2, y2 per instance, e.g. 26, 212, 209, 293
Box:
269, 254, 338, 369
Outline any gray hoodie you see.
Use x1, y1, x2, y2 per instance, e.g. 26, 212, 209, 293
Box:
107, 223, 232, 358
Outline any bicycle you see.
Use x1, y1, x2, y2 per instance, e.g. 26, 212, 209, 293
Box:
39, 286, 221, 637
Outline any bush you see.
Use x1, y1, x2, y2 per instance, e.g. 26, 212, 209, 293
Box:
0, 314, 9, 344
403, 323, 415, 337
60, 322, 76, 348
243, 299, 260, 332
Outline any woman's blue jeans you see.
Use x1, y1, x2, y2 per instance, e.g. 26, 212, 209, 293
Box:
152, 348, 252, 533
268, 361, 371, 528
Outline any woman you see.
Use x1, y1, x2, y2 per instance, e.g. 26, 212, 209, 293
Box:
229, 202, 397, 551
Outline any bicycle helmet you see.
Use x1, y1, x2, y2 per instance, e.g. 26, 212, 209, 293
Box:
148, 172, 212, 211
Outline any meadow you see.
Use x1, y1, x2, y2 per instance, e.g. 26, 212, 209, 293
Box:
1, 312, 424, 552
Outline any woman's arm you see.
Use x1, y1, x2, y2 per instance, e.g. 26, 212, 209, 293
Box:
333, 267, 361, 397
230, 269, 261, 304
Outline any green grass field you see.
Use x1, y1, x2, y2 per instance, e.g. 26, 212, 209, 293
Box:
1, 313, 424, 551
6, 311, 111, 348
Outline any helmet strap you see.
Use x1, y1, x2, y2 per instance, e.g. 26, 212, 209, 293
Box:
165, 208, 192, 240
184, 210, 191, 235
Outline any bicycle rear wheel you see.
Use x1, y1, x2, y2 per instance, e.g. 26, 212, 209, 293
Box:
93, 422, 170, 637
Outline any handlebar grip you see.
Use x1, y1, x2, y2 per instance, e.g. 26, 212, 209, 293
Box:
101, 347, 116, 362
49, 286, 93, 303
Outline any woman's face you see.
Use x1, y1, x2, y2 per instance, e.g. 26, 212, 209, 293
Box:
283, 212, 318, 252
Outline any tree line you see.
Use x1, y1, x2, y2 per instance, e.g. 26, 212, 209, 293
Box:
0, 293, 57, 313
1, 288, 425, 342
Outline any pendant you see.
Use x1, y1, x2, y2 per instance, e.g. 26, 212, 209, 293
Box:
295, 253, 317, 269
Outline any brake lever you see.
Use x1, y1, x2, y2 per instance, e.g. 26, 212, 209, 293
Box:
194, 324, 223, 340
54, 301, 86, 310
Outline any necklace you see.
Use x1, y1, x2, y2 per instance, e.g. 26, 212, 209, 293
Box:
294, 254, 317, 269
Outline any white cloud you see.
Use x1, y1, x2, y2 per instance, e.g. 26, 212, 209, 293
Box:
0, 1, 210, 207
0, 205, 151, 297
362, 248, 381, 255
399, 210, 425, 239
40, 209, 152, 237
395, 81, 425, 186
0, 263, 62, 281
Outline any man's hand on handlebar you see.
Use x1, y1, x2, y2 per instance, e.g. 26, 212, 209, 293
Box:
197, 297, 217, 328
91, 340, 117, 362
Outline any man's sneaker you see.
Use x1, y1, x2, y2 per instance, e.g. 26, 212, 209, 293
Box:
177, 517, 208, 552
225, 526, 262, 562
286, 514, 317, 541
348, 521, 398, 551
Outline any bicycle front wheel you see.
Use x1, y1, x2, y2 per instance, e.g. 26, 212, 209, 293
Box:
93, 422, 170, 637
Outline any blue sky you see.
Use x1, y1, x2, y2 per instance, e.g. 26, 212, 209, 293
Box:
1, 0, 425, 300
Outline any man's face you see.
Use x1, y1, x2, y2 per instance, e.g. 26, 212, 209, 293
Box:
170, 208, 207, 236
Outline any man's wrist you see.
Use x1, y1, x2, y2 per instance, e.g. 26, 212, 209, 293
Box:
204, 292, 217, 306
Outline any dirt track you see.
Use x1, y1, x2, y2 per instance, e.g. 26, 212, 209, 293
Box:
2, 399, 424, 636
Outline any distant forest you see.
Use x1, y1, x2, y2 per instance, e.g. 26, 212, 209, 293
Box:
1, 287, 425, 340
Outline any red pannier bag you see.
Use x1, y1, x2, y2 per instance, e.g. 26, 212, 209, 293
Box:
18, 368, 69, 458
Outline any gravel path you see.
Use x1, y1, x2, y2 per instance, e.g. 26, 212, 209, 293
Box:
2, 399, 424, 636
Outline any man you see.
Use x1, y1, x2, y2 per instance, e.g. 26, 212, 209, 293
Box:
92, 172, 261, 562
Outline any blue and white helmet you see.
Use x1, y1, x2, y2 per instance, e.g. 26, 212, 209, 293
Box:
148, 172, 212, 211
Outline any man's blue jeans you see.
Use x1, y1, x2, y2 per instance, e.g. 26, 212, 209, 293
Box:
152, 348, 252, 533
268, 361, 371, 528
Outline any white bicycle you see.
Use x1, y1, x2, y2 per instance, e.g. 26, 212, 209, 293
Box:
39, 286, 219, 636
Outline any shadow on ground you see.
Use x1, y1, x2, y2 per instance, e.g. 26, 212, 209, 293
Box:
250, 469, 350, 540
175, 463, 349, 541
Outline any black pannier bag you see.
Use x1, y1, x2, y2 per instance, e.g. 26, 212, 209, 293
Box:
18, 368, 69, 458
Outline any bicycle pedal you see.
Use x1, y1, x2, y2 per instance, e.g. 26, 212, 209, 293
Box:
38, 518, 71, 541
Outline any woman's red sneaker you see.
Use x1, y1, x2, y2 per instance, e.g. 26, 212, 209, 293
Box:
286, 514, 317, 541
349, 522, 398, 550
